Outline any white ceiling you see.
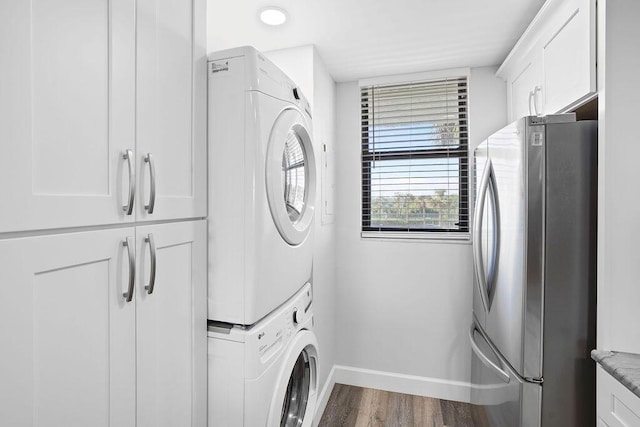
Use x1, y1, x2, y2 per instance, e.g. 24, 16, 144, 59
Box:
207, 0, 544, 83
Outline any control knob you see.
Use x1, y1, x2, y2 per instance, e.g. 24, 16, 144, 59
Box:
292, 308, 304, 325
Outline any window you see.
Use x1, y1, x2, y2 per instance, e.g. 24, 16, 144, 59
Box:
361, 76, 469, 235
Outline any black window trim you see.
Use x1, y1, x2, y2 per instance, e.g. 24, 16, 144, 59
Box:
360, 75, 470, 236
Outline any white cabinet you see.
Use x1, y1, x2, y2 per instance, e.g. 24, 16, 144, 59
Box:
540, 0, 596, 114
498, 0, 596, 121
0, 228, 137, 427
136, 220, 207, 427
0, 0, 206, 233
0, 221, 206, 427
596, 0, 640, 355
136, 0, 207, 223
0, 0, 206, 424
509, 49, 542, 120
597, 366, 640, 427
0, 0, 136, 233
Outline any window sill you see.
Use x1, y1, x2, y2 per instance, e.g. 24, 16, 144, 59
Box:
360, 231, 471, 244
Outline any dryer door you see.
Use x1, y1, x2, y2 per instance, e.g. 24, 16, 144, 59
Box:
268, 330, 319, 427
266, 107, 316, 246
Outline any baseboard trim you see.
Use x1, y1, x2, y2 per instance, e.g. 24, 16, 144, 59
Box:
332, 365, 472, 403
313, 365, 337, 426
313, 365, 474, 424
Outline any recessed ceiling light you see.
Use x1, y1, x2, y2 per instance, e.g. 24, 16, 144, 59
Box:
260, 7, 287, 26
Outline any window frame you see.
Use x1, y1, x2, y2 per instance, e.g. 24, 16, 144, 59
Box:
359, 71, 471, 238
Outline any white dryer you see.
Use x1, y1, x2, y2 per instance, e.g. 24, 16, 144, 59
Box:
208, 46, 316, 325
208, 283, 319, 427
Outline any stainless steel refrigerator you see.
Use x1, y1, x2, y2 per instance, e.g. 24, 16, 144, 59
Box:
470, 114, 597, 426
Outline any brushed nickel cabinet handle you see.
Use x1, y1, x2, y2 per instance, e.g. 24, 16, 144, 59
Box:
122, 149, 135, 215
533, 86, 542, 116
144, 233, 156, 295
144, 153, 156, 214
123, 237, 135, 302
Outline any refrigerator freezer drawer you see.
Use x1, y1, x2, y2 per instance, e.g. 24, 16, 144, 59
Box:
470, 321, 542, 427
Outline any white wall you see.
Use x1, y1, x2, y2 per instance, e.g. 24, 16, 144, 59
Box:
333, 67, 506, 399
597, 0, 640, 353
265, 46, 315, 103
264, 46, 338, 394
469, 67, 511, 152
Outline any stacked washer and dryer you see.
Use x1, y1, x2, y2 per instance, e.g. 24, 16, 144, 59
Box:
207, 46, 320, 427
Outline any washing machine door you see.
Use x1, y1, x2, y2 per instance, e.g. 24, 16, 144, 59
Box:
268, 330, 319, 427
266, 107, 316, 246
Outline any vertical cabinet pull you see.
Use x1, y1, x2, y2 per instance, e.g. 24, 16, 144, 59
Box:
123, 237, 135, 302
533, 86, 542, 116
122, 149, 135, 215
144, 233, 157, 295
144, 153, 156, 214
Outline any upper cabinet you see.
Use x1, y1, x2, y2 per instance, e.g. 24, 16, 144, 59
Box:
0, 0, 206, 234
509, 49, 543, 121
0, 0, 136, 233
497, 0, 596, 122
136, 0, 207, 223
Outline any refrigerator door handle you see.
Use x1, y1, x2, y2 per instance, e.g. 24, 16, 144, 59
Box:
472, 320, 539, 385
469, 322, 510, 384
473, 159, 492, 313
486, 169, 500, 305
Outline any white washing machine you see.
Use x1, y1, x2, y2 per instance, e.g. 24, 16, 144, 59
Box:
208, 283, 319, 427
208, 46, 317, 325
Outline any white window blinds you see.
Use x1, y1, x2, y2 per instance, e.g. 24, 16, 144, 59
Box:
361, 77, 469, 233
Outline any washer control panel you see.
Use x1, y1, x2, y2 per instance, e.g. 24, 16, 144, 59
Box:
244, 283, 313, 377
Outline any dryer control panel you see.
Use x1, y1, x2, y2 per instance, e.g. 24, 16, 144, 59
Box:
243, 283, 313, 379
290, 85, 312, 120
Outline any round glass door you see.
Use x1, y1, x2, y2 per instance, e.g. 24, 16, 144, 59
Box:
282, 130, 307, 223
268, 331, 318, 427
266, 107, 316, 245
280, 350, 311, 427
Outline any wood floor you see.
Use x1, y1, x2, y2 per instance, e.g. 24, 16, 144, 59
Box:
318, 384, 489, 427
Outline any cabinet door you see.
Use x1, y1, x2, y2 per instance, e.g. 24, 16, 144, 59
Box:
136, 220, 207, 427
597, 366, 640, 427
509, 50, 542, 122
0, 228, 136, 427
0, 0, 136, 233
542, 0, 596, 114
136, 0, 207, 222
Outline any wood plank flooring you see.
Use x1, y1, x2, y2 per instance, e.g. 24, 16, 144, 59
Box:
318, 384, 489, 427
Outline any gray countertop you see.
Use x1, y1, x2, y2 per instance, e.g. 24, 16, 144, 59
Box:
592, 350, 640, 399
